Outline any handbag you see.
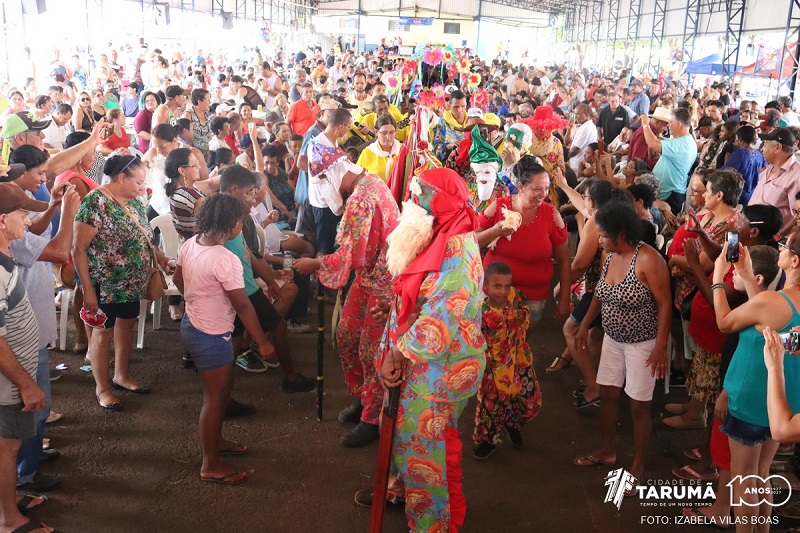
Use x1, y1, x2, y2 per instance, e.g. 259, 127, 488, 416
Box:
97, 187, 167, 301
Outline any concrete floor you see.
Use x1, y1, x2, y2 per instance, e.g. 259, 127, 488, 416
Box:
25, 297, 796, 533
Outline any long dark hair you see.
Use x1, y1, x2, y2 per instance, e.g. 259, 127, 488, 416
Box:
164, 148, 192, 197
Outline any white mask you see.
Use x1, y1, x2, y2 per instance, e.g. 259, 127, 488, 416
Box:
471, 162, 499, 201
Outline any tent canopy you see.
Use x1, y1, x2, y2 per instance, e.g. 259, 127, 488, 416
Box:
684, 52, 739, 76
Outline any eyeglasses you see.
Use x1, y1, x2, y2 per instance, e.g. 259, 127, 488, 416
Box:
80, 98, 90, 102
779, 241, 799, 256
180, 163, 201, 169
377, 129, 395, 136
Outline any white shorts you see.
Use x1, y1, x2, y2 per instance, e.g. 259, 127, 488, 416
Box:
596, 336, 657, 402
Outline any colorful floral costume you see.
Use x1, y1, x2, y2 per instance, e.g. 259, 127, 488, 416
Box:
318, 173, 399, 425
473, 286, 541, 446
528, 134, 566, 207
386, 233, 486, 532
431, 110, 469, 164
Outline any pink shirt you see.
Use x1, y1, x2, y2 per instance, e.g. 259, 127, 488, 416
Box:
177, 236, 244, 334
749, 157, 800, 226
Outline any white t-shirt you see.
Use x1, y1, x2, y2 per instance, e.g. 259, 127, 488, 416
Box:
177, 236, 244, 335
250, 202, 289, 254
42, 121, 68, 150
307, 133, 336, 209
569, 120, 598, 171
145, 154, 171, 215
262, 72, 279, 109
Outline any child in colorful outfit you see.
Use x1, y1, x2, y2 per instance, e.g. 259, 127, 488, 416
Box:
473, 261, 542, 460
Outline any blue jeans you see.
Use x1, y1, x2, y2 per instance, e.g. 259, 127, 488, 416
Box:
17, 347, 51, 485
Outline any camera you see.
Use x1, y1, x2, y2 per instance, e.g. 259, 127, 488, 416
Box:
780, 331, 800, 353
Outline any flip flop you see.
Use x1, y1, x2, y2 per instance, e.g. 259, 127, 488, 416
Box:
545, 356, 573, 374
672, 464, 719, 482
111, 380, 150, 394
10, 519, 52, 533
683, 447, 703, 461
219, 444, 249, 456
200, 471, 247, 485
574, 392, 600, 409
573, 454, 616, 467
16, 494, 47, 514
45, 412, 62, 424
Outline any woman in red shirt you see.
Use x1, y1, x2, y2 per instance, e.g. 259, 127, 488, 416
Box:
477, 155, 571, 329
98, 108, 131, 155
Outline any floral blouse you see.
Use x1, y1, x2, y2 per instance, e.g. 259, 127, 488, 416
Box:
75, 189, 153, 304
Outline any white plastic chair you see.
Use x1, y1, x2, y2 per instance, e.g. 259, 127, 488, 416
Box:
136, 214, 182, 348
57, 288, 73, 351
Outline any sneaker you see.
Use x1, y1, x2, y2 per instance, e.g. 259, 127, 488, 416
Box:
473, 442, 496, 461
236, 351, 267, 373
338, 399, 363, 424
286, 319, 312, 334
40, 448, 61, 464
248, 341, 280, 368
506, 427, 524, 449
339, 422, 380, 448
168, 305, 184, 321
49, 369, 63, 382
224, 399, 256, 420
353, 489, 405, 508
281, 373, 316, 393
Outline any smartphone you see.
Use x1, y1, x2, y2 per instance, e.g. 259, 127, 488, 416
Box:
781, 331, 800, 353
0, 138, 10, 166
725, 231, 740, 263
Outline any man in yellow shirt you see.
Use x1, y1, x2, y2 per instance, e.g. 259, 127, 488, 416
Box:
348, 72, 372, 118
430, 90, 468, 162
351, 95, 410, 144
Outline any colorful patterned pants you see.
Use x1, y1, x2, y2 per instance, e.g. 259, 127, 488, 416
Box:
334, 274, 387, 425
387, 361, 472, 533
473, 364, 542, 445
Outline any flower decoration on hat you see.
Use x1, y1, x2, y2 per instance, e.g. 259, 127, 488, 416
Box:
309, 144, 349, 179
456, 57, 471, 75
522, 106, 569, 132
470, 90, 489, 111
423, 47, 443, 66
467, 73, 482, 89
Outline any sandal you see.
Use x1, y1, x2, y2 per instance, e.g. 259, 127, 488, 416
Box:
10, 520, 52, 533
200, 470, 247, 485
573, 454, 616, 467
574, 392, 600, 409
16, 494, 47, 514
545, 356, 573, 374
672, 464, 719, 482
683, 447, 703, 461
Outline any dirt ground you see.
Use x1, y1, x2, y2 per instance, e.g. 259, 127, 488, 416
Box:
28, 298, 795, 533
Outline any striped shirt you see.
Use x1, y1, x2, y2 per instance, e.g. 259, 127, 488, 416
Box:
169, 187, 206, 240
0, 252, 40, 405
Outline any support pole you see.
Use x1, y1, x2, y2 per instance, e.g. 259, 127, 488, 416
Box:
475, 0, 482, 56
778, 0, 800, 100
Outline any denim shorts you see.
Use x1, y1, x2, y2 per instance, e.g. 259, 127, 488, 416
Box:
0, 403, 36, 439
720, 412, 772, 446
180, 315, 234, 372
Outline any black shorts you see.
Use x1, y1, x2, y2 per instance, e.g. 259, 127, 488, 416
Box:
312, 206, 342, 255
232, 289, 284, 337
570, 291, 602, 329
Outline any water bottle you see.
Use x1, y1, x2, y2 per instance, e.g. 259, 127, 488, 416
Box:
282, 255, 294, 282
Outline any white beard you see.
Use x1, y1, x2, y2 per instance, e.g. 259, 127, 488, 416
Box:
471, 162, 499, 202
386, 201, 434, 277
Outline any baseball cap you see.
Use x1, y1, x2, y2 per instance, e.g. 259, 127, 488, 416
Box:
0, 164, 26, 183
262, 111, 281, 123
760, 127, 797, 148
759, 110, 781, 130
323, 97, 347, 111
467, 107, 484, 118
239, 133, 267, 149
2, 111, 51, 139
0, 182, 49, 214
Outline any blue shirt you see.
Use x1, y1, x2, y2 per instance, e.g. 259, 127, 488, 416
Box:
294, 123, 323, 205
722, 148, 766, 206
629, 91, 650, 118
653, 134, 697, 199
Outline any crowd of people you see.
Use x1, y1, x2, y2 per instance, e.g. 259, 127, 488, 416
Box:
2, 37, 800, 533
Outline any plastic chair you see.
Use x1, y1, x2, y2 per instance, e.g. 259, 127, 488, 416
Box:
57, 288, 73, 351
148, 214, 182, 330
